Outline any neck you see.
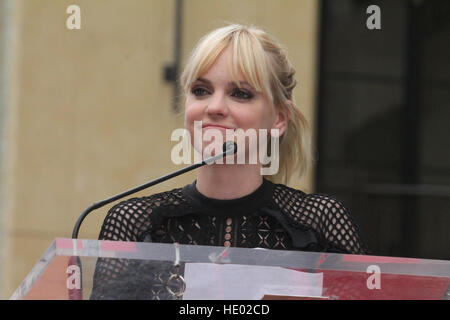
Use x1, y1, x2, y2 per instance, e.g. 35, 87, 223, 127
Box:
196, 164, 264, 200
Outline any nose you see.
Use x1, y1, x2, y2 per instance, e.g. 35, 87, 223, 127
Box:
206, 91, 229, 117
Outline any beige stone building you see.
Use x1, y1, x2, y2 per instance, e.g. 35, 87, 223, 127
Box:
0, 0, 319, 299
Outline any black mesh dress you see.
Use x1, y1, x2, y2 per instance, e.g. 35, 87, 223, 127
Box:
90, 178, 369, 300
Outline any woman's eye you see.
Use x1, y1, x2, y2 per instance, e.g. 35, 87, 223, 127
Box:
232, 89, 253, 100
191, 87, 210, 96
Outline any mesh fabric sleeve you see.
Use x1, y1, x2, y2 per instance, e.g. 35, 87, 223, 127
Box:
273, 184, 369, 254
308, 194, 369, 254
90, 197, 181, 300
97, 197, 154, 242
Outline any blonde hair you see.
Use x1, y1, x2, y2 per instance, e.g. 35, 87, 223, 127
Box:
180, 24, 312, 185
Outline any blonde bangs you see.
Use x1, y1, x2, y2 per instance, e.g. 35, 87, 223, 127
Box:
228, 31, 272, 102
181, 34, 227, 93
181, 25, 273, 104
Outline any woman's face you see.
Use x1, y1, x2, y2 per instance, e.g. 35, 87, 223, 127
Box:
184, 46, 286, 160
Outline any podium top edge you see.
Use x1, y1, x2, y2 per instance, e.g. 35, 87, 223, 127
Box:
50, 238, 450, 278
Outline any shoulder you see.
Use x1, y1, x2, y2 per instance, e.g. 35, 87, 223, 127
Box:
98, 186, 185, 242
273, 184, 348, 219
109, 186, 185, 218
271, 183, 368, 254
272, 183, 347, 226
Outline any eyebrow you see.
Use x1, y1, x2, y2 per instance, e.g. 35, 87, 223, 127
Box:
195, 77, 252, 88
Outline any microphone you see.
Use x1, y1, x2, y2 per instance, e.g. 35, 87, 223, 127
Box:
71, 141, 238, 238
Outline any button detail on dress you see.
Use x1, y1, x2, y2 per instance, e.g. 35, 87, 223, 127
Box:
223, 217, 233, 247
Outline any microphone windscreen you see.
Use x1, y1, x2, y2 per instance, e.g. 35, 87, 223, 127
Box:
223, 141, 238, 155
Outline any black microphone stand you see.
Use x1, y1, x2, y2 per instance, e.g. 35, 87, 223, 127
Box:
72, 141, 237, 238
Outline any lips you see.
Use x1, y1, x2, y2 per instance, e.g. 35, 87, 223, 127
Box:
202, 124, 234, 131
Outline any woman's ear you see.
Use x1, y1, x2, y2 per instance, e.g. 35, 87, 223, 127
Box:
271, 104, 289, 138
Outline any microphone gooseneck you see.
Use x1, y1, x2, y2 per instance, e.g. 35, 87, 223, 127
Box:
71, 141, 238, 238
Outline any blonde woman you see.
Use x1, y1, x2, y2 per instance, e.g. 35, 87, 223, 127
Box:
91, 24, 368, 299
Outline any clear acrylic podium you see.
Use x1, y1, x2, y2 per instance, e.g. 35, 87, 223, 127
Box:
11, 238, 450, 300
